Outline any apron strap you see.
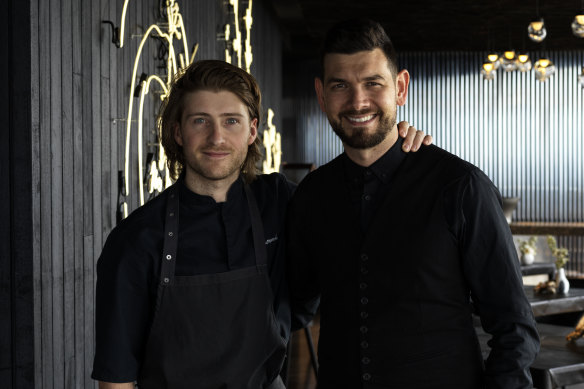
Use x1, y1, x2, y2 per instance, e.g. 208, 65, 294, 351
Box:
160, 185, 179, 285
244, 184, 268, 268
160, 181, 268, 285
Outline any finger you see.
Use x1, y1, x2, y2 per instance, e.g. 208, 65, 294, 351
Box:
402, 126, 417, 152
423, 134, 433, 145
411, 130, 425, 151
397, 121, 410, 137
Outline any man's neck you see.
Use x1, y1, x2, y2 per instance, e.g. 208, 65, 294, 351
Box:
182, 170, 239, 203
344, 127, 398, 167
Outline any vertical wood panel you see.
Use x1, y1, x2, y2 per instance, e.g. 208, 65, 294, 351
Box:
38, 0, 54, 385
49, 0, 65, 387
71, 0, 84, 385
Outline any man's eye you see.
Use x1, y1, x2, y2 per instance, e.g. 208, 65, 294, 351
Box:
226, 118, 239, 125
193, 118, 206, 124
366, 82, 381, 87
331, 83, 346, 89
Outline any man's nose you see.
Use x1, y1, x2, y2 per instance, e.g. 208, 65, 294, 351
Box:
348, 86, 369, 111
208, 123, 225, 145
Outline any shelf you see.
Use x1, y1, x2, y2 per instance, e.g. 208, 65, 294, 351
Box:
510, 222, 584, 235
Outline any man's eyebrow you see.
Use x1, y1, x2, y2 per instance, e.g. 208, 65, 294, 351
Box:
184, 112, 245, 118
325, 74, 386, 84
363, 74, 385, 81
325, 77, 346, 85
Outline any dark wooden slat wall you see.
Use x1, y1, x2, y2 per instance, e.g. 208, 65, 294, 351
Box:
9, 0, 283, 388
2, 0, 35, 388
1, 0, 12, 384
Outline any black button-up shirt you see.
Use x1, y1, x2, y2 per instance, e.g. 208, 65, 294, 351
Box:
343, 138, 406, 232
287, 139, 539, 388
92, 173, 294, 383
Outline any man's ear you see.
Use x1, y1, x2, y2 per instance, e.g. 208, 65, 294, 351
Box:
314, 77, 327, 113
395, 70, 410, 106
173, 123, 183, 146
248, 118, 258, 145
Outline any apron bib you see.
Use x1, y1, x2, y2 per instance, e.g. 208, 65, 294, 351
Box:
138, 184, 287, 389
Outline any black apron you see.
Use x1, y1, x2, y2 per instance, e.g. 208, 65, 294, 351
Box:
138, 184, 287, 389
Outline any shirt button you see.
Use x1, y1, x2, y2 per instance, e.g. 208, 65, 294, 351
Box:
361, 340, 369, 349
363, 372, 371, 381
360, 325, 368, 333
365, 170, 372, 176
360, 267, 369, 275
360, 253, 369, 261
363, 194, 372, 201
360, 282, 368, 290
361, 297, 369, 305
360, 311, 369, 319
362, 357, 371, 365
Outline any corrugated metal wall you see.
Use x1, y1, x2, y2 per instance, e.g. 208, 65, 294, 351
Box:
286, 51, 584, 276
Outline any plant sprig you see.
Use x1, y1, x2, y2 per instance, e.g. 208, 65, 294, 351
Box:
547, 235, 569, 269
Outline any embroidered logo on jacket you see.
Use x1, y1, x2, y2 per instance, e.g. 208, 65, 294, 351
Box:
265, 236, 278, 245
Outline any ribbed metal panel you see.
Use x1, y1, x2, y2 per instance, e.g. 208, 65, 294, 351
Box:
288, 51, 584, 276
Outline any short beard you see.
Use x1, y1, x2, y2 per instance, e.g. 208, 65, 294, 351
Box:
328, 110, 396, 150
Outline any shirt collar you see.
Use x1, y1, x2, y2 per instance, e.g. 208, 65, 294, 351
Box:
342, 137, 407, 184
178, 174, 244, 205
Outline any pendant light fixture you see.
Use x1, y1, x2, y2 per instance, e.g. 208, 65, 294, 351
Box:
528, 19, 547, 42
501, 50, 518, 71
528, 0, 547, 42
486, 53, 501, 69
481, 62, 496, 80
516, 53, 533, 72
572, 15, 584, 38
534, 58, 556, 81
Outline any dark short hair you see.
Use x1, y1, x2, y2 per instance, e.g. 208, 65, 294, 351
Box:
320, 18, 398, 79
159, 59, 262, 182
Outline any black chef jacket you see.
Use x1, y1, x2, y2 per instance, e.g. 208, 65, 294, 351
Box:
287, 138, 539, 388
92, 173, 294, 383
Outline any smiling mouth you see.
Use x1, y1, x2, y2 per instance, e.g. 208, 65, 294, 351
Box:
345, 113, 377, 125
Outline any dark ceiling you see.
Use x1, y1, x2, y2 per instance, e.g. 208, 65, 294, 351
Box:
265, 0, 584, 60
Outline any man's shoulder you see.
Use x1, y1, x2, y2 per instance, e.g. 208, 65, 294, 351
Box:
295, 155, 343, 190
250, 172, 296, 203
110, 187, 169, 240
406, 144, 479, 180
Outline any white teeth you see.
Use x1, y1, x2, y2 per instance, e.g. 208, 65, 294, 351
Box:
347, 114, 375, 123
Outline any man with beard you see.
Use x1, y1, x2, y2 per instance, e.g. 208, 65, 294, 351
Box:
91, 59, 430, 389
286, 19, 539, 388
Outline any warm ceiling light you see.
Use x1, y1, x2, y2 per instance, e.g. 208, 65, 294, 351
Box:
528, 19, 547, 42
487, 53, 499, 62
481, 62, 496, 80
486, 53, 500, 69
534, 58, 556, 81
501, 50, 518, 71
503, 51, 515, 60
572, 15, 584, 37
517, 53, 532, 72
